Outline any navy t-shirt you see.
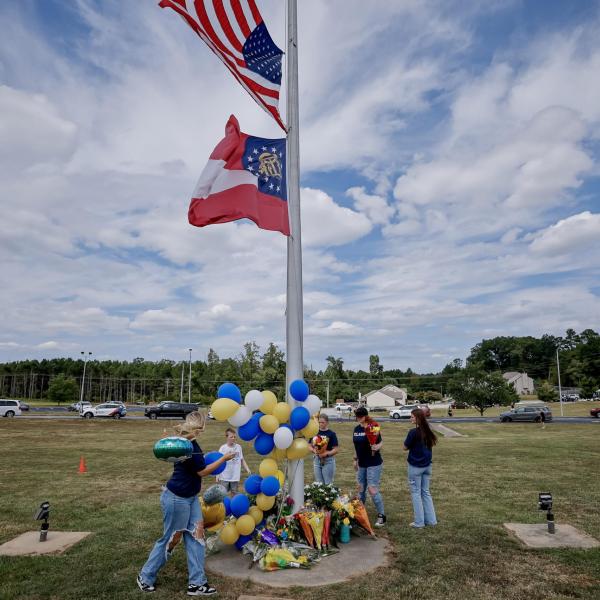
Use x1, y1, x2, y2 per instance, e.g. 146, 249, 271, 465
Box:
404, 428, 432, 467
166, 440, 206, 498
353, 425, 383, 468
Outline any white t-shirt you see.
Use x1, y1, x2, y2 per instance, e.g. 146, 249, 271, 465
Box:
218, 443, 244, 482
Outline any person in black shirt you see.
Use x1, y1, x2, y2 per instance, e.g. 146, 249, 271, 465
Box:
353, 406, 386, 527
309, 414, 339, 484
403, 408, 438, 528
137, 411, 235, 596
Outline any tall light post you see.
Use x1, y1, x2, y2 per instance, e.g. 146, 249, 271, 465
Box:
79, 351, 92, 411
180, 361, 185, 403
188, 348, 193, 403
556, 348, 564, 417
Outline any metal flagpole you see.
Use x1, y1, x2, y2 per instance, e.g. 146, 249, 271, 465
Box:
286, 0, 304, 512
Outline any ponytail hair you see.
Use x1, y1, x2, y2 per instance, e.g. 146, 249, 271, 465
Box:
411, 408, 437, 448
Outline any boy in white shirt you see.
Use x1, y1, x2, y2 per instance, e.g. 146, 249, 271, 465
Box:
217, 428, 251, 494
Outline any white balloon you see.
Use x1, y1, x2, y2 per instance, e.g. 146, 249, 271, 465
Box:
228, 405, 252, 427
273, 426, 294, 449
304, 394, 322, 415
245, 389, 264, 412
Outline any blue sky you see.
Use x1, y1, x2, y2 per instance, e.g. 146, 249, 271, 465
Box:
1, 0, 599, 372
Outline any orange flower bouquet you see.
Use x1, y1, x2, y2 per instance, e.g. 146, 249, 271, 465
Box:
311, 434, 329, 465
351, 499, 375, 536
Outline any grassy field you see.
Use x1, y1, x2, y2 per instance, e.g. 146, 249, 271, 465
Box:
0, 418, 599, 600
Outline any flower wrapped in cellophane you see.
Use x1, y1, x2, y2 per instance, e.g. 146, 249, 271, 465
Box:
364, 419, 381, 456
350, 498, 375, 536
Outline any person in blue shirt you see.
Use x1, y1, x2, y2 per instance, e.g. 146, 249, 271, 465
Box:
403, 407, 438, 528
137, 411, 235, 596
309, 414, 339, 484
353, 406, 386, 527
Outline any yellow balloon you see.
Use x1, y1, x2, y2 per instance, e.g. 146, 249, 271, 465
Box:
260, 390, 277, 414
272, 402, 291, 423
248, 505, 264, 525
220, 523, 239, 545
259, 414, 280, 434
270, 447, 287, 462
301, 417, 319, 438
275, 469, 285, 486
256, 493, 276, 511
211, 397, 240, 421
259, 458, 278, 478
201, 501, 225, 529
287, 438, 310, 460
235, 514, 256, 536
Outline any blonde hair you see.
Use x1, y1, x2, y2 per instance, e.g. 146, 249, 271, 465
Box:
173, 411, 206, 436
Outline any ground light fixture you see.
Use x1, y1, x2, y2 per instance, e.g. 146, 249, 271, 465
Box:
34, 501, 50, 541
538, 492, 555, 534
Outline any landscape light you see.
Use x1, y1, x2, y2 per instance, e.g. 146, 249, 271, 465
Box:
538, 492, 554, 534
34, 501, 50, 542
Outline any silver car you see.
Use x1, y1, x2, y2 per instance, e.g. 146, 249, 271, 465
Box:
500, 406, 552, 423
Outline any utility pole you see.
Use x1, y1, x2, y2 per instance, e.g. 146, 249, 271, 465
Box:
79, 351, 92, 411
188, 348, 193, 403
556, 348, 563, 417
325, 379, 330, 408
180, 362, 184, 403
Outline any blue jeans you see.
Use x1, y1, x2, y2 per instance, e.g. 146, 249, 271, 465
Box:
140, 488, 206, 586
357, 463, 384, 515
313, 456, 336, 484
408, 464, 437, 527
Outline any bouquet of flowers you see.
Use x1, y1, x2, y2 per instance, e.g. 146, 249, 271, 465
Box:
364, 419, 381, 456
311, 434, 329, 465
304, 482, 340, 510
350, 498, 375, 536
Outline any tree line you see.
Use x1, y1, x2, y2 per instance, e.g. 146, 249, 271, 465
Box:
1, 329, 598, 405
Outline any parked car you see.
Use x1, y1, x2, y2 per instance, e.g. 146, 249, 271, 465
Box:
68, 401, 92, 412
81, 403, 127, 419
0, 399, 22, 417
500, 406, 553, 423
590, 407, 600, 418
450, 401, 470, 409
144, 401, 199, 420
334, 403, 354, 413
561, 394, 580, 402
207, 410, 215, 420
389, 404, 431, 419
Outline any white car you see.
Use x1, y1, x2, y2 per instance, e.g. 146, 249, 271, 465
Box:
0, 399, 22, 417
81, 403, 127, 419
335, 403, 354, 413
389, 404, 432, 419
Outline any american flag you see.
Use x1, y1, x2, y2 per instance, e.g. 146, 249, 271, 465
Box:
159, 0, 285, 131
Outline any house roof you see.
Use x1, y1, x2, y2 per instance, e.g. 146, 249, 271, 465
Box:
364, 384, 407, 400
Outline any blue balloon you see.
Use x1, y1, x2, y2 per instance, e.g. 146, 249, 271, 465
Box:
260, 475, 280, 497
223, 496, 231, 516
218, 382, 242, 403
204, 451, 225, 475
280, 423, 293, 431
290, 379, 309, 402
290, 406, 310, 430
230, 493, 250, 517
235, 534, 253, 549
238, 418, 260, 441
244, 474, 263, 495
254, 432, 275, 455
253, 411, 264, 420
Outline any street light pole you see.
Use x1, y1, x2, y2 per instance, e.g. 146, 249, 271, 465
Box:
180, 361, 184, 403
556, 348, 564, 417
79, 351, 92, 411
188, 348, 192, 404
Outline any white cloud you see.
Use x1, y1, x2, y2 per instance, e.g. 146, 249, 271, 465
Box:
301, 187, 372, 247
529, 212, 600, 256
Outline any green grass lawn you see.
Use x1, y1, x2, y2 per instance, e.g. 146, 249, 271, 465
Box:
1, 419, 598, 600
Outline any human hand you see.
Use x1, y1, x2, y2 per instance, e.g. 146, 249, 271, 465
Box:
223, 452, 236, 461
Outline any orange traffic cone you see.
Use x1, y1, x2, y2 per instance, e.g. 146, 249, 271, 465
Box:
78, 456, 87, 474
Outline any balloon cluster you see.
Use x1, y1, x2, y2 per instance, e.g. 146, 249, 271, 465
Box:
211, 380, 322, 459
210, 379, 322, 548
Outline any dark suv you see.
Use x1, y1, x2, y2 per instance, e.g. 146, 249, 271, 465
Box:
144, 402, 199, 420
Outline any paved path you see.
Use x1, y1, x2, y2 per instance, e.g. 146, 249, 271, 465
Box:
430, 423, 464, 437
